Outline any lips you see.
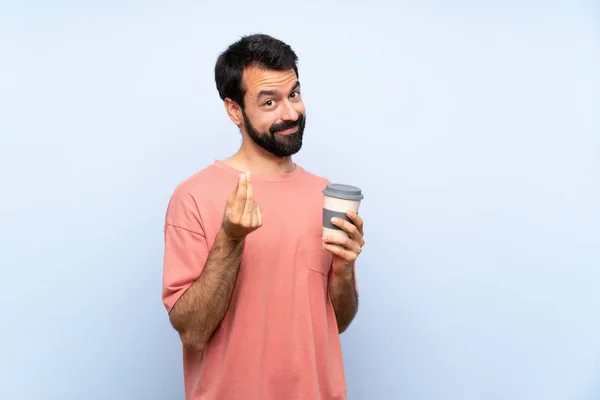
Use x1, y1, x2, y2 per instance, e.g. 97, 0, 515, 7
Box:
269, 113, 304, 136
275, 126, 298, 135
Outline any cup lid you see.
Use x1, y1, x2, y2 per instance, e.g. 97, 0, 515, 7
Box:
322, 183, 364, 201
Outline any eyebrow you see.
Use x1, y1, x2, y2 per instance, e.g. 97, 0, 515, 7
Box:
256, 81, 301, 99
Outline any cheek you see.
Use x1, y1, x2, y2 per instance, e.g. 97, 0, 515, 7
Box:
255, 115, 276, 132
294, 103, 306, 116
244, 109, 271, 132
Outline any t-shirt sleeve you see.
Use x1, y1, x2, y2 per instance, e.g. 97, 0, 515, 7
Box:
162, 188, 210, 313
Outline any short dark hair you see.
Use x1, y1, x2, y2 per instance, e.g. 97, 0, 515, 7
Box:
214, 34, 299, 108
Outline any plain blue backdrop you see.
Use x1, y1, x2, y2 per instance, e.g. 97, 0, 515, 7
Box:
1, 1, 599, 399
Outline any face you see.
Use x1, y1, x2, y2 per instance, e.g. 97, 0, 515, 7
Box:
234, 66, 306, 157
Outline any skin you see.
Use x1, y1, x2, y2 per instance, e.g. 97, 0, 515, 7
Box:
168, 65, 364, 350
225, 65, 364, 333
169, 172, 262, 352
324, 212, 364, 333
223, 66, 304, 175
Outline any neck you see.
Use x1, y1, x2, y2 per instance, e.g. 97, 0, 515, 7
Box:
224, 139, 296, 176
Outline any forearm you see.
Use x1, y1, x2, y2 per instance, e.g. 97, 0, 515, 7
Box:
329, 268, 359, 333
169, 229, 244, 351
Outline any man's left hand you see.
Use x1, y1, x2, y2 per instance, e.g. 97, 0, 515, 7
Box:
322, 210, 365, 277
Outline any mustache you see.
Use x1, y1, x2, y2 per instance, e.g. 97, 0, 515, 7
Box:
269, 113, 304, 135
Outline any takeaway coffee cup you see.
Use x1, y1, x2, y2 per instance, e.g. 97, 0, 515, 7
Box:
322, 183, 364, 238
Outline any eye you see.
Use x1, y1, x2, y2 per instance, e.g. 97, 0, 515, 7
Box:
264, 99, 274, 107
290, 91, 301, 99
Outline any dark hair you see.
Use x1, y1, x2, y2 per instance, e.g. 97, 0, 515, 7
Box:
214, 34, 299, 108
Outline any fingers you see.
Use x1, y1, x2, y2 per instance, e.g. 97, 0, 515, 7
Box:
330, 216, 364, 246
323, 243, 359, 264
232, 173, 248, 216
346, 210, 364, 236
242, 173, 255, 216
323, 234, 362, 255
254, 203, 263, 227
326, 212, 365, 264
222, 172, 263, 239
234, 172, 261, 228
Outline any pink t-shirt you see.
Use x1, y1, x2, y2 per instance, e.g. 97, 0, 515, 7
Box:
162, 160, 357, 400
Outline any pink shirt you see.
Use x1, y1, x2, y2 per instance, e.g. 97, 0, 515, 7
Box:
162, 160, 357, 399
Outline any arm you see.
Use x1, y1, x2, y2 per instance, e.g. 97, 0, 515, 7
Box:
323, 210, 365, 333
168, 229, 245, 352
329, 266, 359, 333
167, 172, 262, 352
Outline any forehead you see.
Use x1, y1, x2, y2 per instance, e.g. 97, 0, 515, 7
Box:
242, 66, 298, 95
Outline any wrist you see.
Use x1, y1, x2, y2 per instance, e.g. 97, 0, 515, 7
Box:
331, 265, 354, 282
218, 228, 245, 245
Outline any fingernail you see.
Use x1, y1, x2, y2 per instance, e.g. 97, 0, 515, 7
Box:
331, 217, 338, 223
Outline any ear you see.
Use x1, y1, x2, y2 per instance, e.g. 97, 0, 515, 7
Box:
224, 98, 243, 126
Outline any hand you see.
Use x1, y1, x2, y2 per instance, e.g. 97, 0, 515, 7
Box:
221, 172, 263, 240
322, 210, 365, 277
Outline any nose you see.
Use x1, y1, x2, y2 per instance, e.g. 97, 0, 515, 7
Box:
280, 100, 299, 122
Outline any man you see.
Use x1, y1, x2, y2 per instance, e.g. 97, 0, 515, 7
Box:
162, 33, 365, 400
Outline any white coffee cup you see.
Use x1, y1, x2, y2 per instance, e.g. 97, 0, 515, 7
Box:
322, 183, 364, 238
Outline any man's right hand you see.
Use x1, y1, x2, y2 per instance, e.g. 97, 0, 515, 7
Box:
221, 172, 263, 240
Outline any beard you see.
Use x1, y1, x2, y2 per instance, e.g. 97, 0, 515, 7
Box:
242, 110, 305, 158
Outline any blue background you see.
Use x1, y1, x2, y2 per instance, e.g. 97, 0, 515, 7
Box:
1, 1, 599, 399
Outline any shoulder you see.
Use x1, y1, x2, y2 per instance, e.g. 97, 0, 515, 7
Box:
170, 161, 237, 200
165, 162, 233, 228
172, 163, 226, 194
